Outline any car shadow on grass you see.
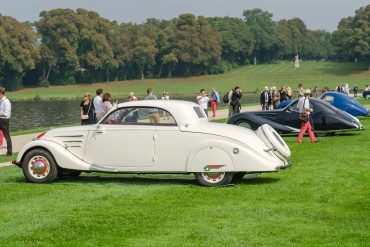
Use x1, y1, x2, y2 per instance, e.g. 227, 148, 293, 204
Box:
57, 175, 199, 186
237, 177, 280, 185
56, 174, 281, 187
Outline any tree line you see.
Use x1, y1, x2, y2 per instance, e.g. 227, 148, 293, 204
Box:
0, 5, 369, 91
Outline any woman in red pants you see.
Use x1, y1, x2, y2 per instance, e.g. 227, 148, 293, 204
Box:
210, 88, 220, 118
297, 89, 319, 143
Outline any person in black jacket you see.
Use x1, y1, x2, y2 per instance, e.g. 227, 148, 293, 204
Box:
279, 86, 288, 102
230, 86, 242, 115
260, 86, 271, 110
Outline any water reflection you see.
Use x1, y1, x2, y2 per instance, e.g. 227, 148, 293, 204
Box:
11, 93, 260, 131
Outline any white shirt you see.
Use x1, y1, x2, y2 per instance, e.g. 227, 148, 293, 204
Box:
264, 91, 269, 103
0, 96, 11, 119
297, 97, 310, 114
197, 95, 210, 110
93, 95, 104, 113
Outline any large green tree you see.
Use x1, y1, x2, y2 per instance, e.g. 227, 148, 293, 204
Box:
208, 17, 254, 65
172, 14, 221, 76
0, 16, 39, 90
332, 5, 370, 62
243, 8, 277, 63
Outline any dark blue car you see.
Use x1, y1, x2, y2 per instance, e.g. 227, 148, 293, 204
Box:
320, 92, 369, 116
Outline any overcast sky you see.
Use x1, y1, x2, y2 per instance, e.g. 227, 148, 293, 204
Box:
0, 0, 368, 31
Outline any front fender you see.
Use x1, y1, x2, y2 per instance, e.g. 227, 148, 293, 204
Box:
16, 139, 91, 171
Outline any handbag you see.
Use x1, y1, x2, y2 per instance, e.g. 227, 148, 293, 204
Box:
299, 113, 309, 122
81, 102, 92, 120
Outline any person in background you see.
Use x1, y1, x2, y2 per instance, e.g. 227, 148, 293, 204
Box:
230, 86, 242, 115
0, 87, 12, 156
271, 86, 280, 109
161, 91, 169, 101
80, 92, 96, 125
260, 86, 271, 110
365, 85, 370, 91
312, 86, 318, 97
126, 93, 139, 123
210, 88, 220, 118
127, 92, 137, 101
297, 83, 304, 98
93, 88, 105, 121
353, 85, 359, 97
227, 88, 234, 117
279, 86, 288, 102
344, 83, 350, 96
161, 91, 170, 119
197, 89, 210, 117
0, 130, 3, 148
145, 88, 160, 123
145, 88, 157, 100
102, 92, 113, 115
286, 86, 293, 100
322, 86, 329, 94
297, 89, 319, 144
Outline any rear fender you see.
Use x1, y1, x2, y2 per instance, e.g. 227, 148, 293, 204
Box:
185, 140, 234, 172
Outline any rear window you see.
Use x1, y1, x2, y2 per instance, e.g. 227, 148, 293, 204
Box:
193, 107, 206, 118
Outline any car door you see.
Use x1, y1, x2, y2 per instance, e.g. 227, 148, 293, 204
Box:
153, 108, 192, 172
83, 107, 156, 168
280, 100, 301, 129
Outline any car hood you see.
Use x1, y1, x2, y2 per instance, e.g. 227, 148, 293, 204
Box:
180, 122, 267, 147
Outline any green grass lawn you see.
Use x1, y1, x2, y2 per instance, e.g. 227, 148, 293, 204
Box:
9, 61, 370, 100
0, 118, 369, 246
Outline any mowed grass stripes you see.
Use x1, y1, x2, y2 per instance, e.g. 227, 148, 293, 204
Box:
10, 61, 370, 100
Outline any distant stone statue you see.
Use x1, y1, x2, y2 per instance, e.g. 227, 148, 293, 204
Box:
294, 54, 300, 68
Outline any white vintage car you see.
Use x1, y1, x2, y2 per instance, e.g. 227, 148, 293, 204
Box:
14, 100, 291, 186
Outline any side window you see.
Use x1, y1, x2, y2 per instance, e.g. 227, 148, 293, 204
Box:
289, 102, 300, 112
193, 107, 206, 118
101, 107, 177, 126
322, 95, 334, 104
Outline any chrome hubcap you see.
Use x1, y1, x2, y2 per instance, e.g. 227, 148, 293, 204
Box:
201, 172, 225, 184
28, 156, 50, 179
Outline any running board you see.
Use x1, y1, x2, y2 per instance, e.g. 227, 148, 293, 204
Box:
90, 164, 119, 172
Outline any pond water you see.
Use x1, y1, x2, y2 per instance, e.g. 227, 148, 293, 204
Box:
10, 93, 260, 131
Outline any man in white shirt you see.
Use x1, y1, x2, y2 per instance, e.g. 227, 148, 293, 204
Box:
93, 88, 105, 121
197, 89, 210, 117
0, 87, 12, 155
260, 86, 271, 110
297, 89, 318, 144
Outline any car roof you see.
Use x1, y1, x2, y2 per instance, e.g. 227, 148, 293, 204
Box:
116, 100, 208, 126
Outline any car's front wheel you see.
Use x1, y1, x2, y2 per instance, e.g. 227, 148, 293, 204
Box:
22, 149, 59, 183
195, 172, 233, 187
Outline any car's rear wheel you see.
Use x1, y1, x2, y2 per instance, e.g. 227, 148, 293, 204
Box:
22, 149, 58, 183
365, 94, 370, 99
235, 119, 254, 130
195, 172, 233, 187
